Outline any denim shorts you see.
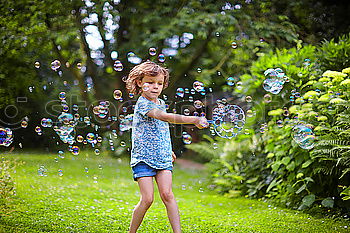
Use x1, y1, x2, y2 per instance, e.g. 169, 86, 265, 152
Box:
132, 161, 173, 181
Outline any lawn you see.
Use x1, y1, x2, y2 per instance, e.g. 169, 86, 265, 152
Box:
0, 152, 349, 233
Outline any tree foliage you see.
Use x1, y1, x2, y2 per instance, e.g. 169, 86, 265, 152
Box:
0, 0, 301, 150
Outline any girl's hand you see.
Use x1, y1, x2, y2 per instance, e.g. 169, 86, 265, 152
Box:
172, 151, 177, 162
195, 117, 209, 129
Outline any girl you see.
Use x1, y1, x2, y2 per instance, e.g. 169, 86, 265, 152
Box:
126, 61, 209, 233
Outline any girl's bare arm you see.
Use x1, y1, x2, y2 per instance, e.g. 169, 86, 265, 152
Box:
147, 109, 208, 129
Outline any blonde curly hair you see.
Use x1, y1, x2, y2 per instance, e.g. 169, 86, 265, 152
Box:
126, 61, 169, 95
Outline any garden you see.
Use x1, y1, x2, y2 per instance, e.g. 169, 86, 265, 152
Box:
1, 0, 350, 232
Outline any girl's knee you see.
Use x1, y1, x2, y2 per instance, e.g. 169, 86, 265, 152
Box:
141, 196, 154, 207
160, 191, 174, 203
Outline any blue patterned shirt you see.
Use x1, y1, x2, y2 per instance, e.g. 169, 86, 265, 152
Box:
130, 96, 173, 169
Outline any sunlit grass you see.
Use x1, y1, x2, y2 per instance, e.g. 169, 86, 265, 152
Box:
0, 152, 349, 232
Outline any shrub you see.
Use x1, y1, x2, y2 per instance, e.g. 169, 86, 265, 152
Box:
188, 33, 350, 213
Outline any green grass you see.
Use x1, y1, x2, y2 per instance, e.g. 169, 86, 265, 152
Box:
1, 152, 349, 233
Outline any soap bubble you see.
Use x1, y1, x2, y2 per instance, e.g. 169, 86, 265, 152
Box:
245, 96, 252, 103
21, 120, 28, 128
246, 110, 254, 118
289, 95, 295, 102
71, 145, 80, 155
77, 63, 82, 69
183, 109, 190, 116
38, 165, 47, 176
35, 126, 42, 135
303, 58, 311, 67
194, 100, 204, 109
93, 106, 100, 115
276, 120, 283, 127
58, 150, 65, 158
76, 135, 84, 143
0, 127, 13, 147
41, 118, 53, 128
86, 132, 97, 144
182, 132, 192, 145
84, 116, 90, 125
34, 61, 40, 68
263, 68, 286, 94
113, 60, 123, 71
149, 47, 157, 56
211, 101, 245, 139
260, 123, 267, 133
62, 103, 69, 112
158, 54, 165, 62
94, 148, 100, 155
72, 104, 79, 112
127, 52, 142, 64
292, 123, 315, 149
59, 92, 66, 100
111, 51, 118, 59
51, 60, 61, 71
234, 4, 241, 9
236, 81, 243, 90
176, 88, 184, 98
193, 81, 204, 92
227, 76, 235, 86
231, 42, 238, 49
264, 94, 272, 103
113, 90, 122, 100
58, 169, 63, 176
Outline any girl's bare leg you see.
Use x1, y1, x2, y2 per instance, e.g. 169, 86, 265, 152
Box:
155, 170, 181, 233
129, 177, 154, 233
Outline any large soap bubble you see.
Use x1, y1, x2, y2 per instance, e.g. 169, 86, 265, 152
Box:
210, 100, 245, 139
0, 127, 13, 147
292, 123, 316, 149
263, 68, 286, 94
54, 112, 77, 144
